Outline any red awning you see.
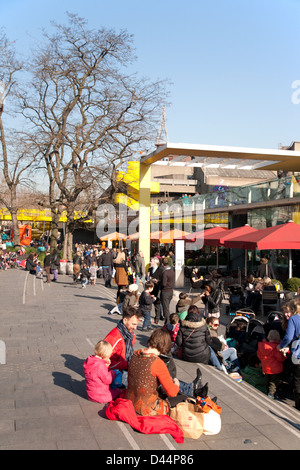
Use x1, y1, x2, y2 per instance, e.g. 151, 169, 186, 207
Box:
184, 226, 227, 242
223, 221, 300, 250
203, 225, 257, 246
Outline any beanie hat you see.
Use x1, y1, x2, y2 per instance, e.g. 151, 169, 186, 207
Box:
267, 330, 281, 342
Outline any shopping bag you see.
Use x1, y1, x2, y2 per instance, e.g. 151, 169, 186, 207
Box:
202, 409, 222, 435
169, 400, 204, 439
196, 396, 222, 435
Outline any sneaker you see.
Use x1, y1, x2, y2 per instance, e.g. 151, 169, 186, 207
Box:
109, 306, 121, 315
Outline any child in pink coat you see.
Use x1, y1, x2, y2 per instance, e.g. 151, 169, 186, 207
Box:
83, 340, 121, 403
257, 330, 286, 399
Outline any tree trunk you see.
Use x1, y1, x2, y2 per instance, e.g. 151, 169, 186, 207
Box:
11, 210, 20, 246
50, 209, 61, 252
62, 215, 75, 261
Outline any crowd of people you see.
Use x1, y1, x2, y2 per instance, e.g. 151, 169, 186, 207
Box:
81, 249, 300, 416
7, 238, 300, 416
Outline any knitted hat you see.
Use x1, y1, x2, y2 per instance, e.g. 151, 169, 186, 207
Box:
267, 329, 281, 342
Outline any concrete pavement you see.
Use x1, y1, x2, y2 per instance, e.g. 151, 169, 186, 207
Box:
0, 268, 299, 451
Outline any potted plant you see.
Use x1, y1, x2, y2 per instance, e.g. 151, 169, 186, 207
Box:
285, 277, 300, 292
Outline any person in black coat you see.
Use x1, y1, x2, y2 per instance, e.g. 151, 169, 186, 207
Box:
99, 248, 114, 288
201, 280, 223, 318
50, 249, 60, 282
160, 258, 175, 324
43, 250, 51, 283
148, 256, 164, 324
256, 258, 275, 280
176, 305, 213, 364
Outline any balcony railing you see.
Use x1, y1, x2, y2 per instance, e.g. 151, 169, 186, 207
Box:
150, 175, 299, 216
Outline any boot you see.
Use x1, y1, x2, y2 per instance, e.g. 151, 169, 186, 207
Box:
192, 367, 203, 395
194, 382, 208, 399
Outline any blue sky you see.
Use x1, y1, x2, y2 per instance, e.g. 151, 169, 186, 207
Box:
2, 0, 300, 149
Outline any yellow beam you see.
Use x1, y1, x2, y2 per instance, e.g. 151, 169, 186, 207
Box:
139, 162, 151, 266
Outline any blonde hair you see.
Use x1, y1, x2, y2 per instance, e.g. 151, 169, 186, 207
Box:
114, 251, 125, 264
286, 298, 300, 315
94, 340, 112, 359
263, 276, 272, 285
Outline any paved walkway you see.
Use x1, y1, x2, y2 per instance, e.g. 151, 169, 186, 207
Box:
0, 268, 299, 451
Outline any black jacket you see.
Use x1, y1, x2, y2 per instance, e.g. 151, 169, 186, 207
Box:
44, 254, 51, 267
256, 263, 275, 280
50, 252, 60, 270
161, 267, 175, 291
139, 290, 155, 311
201, 285, 223, 315
176, 313, 212, 364
99, 252, 114, 268
148, 265, 164, 297
26, 257, 37, 273
73, 254, 82, 266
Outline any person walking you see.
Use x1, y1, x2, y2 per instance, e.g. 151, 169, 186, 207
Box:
160, 257, 175, 324
148, 257, 164, 324
99, 247, 114, 288
134, 250, 145, 288
113, 249, 129, 299
73, 251, 82, 283
50, 249, 60, 282
43, 250, 51, 284
139, 280, 156, 331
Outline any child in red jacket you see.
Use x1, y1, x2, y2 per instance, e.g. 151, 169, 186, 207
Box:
257, 330, 286, 399
83, 340, 121, 403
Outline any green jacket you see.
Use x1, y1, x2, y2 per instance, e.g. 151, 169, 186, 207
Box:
240, 365, 267, 394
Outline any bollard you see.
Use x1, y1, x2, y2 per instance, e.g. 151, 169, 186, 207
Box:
0, 340, 6, 365
67, 261, 73, 275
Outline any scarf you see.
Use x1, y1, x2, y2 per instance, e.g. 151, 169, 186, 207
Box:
117, 320, 134, 361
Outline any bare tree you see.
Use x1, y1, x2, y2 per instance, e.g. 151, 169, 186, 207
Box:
0, 31, 39, 246
20, 13, 167, 259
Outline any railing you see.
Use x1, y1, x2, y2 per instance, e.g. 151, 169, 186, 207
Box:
150, 175, 299, 216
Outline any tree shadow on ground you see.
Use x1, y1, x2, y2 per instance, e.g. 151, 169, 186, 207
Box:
52, 353, 86, 398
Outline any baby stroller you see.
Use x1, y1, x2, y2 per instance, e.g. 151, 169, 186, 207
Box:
226, 284, 245, 315
263, 311, 284, 339
225, 309, 265, 368
225, 309, 255, 343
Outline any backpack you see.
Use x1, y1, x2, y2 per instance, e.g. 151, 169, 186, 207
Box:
291, 335, 300, 365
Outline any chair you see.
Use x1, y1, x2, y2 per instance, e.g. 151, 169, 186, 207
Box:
261, 290, 280, 316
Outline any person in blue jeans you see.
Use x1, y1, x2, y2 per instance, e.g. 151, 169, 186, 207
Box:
139, 280, 156, 331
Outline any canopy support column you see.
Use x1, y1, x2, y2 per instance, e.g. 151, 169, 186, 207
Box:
139, 162, 151, 268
